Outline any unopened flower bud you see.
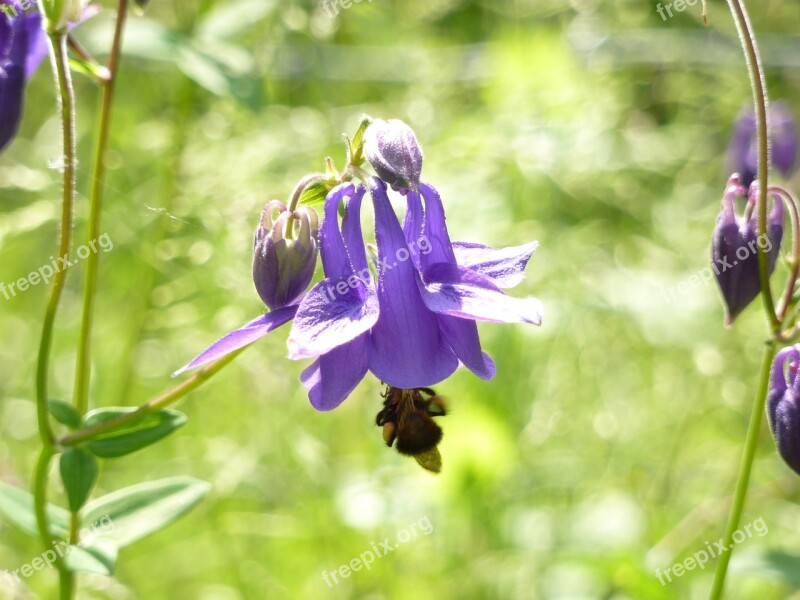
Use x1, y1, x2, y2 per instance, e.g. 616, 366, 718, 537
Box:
364, 118, 423, 190
253, 201, 319, 310
768, 345, 800, 476
727, 101, 798, 187
37, 0, 87, 32
711, 175, 783, 326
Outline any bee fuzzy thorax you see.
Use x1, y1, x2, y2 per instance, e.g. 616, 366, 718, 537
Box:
375, 386, 447, 473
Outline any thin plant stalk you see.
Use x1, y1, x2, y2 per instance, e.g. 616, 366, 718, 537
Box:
73, 0, 128, 416
710, 1, 776, 597
34, 30, 77, 600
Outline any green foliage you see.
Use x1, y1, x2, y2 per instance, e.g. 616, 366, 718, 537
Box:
59, 448, 99, 511
48, 399, 83, 429
82, 408, 187, 458
3, 0, 800, 598
81, 477, 211, 547
0, 481, 70, 538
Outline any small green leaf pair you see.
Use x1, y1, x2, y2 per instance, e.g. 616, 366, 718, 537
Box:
49, 401, 187, 458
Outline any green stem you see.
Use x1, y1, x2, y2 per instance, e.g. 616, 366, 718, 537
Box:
61, 347, 246, 447
725, 0, 778, 332
769, 185, 800, 322
38, 29, 77, 600
709, 4, 778, 597
32, 447, 55, 551
36, 32, 75, 446
288, 172, 327, 212
73, 0, 128, 416
709, 341, 776, 599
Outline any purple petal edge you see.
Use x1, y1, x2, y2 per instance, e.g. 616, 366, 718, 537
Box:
172, 305, 298, 376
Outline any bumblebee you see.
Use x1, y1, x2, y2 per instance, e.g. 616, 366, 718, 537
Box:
375, 386, 446, 473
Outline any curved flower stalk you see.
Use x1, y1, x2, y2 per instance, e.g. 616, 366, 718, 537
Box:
708, 3, 800, 598
0, 1, 47, 152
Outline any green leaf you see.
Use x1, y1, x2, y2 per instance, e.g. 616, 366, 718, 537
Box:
82, 408, 187, 459
298, 182, 330, 207
60, 449, 99, 512
733, 549, 800, 587
0, 481, 69, 538
48, 400, 82, 429
117, 18, 182, 62
68, 56, 111, 82
81, 477, 211, 547
175, 43, 262, 109
349, 114, 373, 166
196, 0, 278, 40
63, 538, 118, 576
131, 0, 150, 16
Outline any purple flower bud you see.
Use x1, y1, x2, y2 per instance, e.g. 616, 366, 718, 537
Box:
253, 201, 319, 311
711, 175, 783, 326
364, 118, 423, 190
727, 101, 798, 187
768, 346, 800, 476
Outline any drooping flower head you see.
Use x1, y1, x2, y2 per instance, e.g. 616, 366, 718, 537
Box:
768, 345, 800, 476
728, 101, 798, 188
177, 117, 544, 471
0, 1, 47, 153
711, 174, 783, 326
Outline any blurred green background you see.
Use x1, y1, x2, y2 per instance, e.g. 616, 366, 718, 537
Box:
3, 0, 800, 598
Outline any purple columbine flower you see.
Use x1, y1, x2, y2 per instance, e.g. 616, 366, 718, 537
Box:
728, 101, 798, 188
286, 177, 542, 411
711, 174, 783, 326
768, 345, 800, 476
176, 117, 544, 471
174, 201, 323, 375
0, 1, 47, 153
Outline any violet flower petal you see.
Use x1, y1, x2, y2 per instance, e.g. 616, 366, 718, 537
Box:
419, 262, 543, 324
403, 183, 495, 378
301, 335, 370, 411
287, 277, 378, 360
341, 184, 370, 275
402, 189, 424, 269
0, 61, 24, 152
438, 315, 496, 380
173, 305, 298, 375
22, 10, 46, 79
288, 183, 378, 359
452, 241, 538, 289
367, 177, 458, 388
417, 183, 543, 325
